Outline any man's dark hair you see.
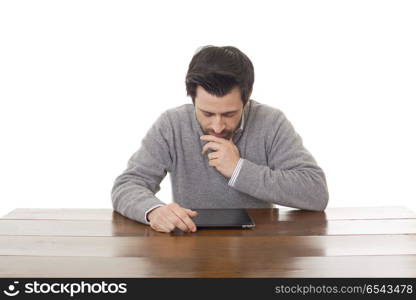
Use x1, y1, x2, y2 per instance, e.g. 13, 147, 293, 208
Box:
185, 45, 255, 106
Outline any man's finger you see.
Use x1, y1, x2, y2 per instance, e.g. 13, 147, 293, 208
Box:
166, 212, 189, 232
207, 152, 219, 160
185, 209, 198, 217
200, 135, 226, 143
153, 219, 173, 233
208, 158, 219, 167
201, 142, 220, 155
161, 208, 188, 232
170, 206, 197, 232
149, 205, 190, 233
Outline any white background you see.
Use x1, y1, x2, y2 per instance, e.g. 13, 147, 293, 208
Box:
1, 0, 415, 217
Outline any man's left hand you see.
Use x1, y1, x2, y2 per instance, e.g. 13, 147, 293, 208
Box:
200, 135, 240, 178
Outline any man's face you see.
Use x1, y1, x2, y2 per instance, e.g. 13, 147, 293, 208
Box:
194, 85, 244, 140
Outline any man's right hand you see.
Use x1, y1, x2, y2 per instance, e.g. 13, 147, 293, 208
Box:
147, 203, 198, 233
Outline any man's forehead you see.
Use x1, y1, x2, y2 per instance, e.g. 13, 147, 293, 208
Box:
195, 86, 243, 113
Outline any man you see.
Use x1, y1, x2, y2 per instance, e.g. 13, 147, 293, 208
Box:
111, 45, 329, 233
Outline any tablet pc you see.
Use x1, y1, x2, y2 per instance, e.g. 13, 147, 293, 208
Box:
192, 208, 255, 229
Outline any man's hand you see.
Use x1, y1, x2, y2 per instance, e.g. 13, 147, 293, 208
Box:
200, 135, 240, 178
147, 203, 198, 233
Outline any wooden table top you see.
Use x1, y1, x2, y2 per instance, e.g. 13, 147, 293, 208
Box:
1, 206, 415, 277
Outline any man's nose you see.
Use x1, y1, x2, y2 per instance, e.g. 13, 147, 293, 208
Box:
212, 116, 225, 133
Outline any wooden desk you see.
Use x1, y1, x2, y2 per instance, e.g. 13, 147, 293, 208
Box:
1, 207, 416, 277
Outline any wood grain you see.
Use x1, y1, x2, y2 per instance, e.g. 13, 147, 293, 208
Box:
1, 218, 416, 237
0, 235, 415, 257
1, 255, 415, 278
3, 207, 415, 221
1, 206, 415, 277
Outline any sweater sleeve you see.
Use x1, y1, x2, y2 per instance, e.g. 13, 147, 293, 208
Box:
111, 112, 173, 224
230, 112, 329, 211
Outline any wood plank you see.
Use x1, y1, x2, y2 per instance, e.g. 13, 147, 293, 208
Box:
254, 206, 416, 221
0, 235, 415, 257
1, 219, 416, 236
1, 255, 415, 277
3, 206, 415, 221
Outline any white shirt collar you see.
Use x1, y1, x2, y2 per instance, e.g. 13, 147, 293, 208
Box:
236, 105, 245, 132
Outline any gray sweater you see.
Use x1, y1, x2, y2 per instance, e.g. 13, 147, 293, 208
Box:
111, 100, 329, 224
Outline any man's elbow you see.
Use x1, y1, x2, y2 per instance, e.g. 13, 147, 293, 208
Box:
110, 177, 124, 212
311, 181, 329, 211
298, 174, 329, 212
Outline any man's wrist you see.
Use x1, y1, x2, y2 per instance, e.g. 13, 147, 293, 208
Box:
228, 158, 244, 187
144, 204, 165, 224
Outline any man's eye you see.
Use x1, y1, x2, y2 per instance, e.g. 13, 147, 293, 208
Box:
224, 113, 235, 118
204, 113, 213, 117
